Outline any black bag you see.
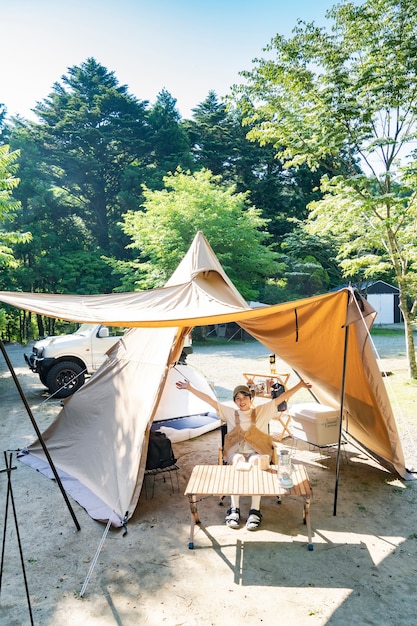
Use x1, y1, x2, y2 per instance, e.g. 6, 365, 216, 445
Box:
270, 382, 287, 412
146, 431, 177, 470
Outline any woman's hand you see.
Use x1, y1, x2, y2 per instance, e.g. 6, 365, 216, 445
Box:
176, 379, 189, 391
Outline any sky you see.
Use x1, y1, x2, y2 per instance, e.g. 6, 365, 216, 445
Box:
2, 0, 339, 121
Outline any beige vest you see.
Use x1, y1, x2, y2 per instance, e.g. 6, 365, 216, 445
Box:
223, 409, 273, 463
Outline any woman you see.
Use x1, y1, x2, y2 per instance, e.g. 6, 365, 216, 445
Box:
175, 377, 311, 531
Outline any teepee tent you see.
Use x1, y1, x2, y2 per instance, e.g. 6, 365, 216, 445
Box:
0, 232, 409, 526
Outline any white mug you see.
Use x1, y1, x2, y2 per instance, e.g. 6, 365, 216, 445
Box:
259, 455, 270, 470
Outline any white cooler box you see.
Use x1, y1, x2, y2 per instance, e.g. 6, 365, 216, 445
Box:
290, 402, 340, 446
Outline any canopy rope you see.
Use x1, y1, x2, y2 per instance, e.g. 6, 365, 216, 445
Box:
79, 517, 112, 598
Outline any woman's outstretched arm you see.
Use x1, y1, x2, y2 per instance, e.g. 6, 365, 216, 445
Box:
175, 379, 220, 411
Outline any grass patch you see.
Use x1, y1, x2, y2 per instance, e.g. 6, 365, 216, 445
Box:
193, 337, 256, 347
193, 338, 227, 346
370, 328, 406, 336
383, 369, 417, 420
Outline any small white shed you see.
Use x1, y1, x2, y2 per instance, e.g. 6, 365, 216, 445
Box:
365, 281, 402, 324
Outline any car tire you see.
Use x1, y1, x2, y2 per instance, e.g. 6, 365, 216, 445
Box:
46, 361, 85, 398
39, 369, 49, 386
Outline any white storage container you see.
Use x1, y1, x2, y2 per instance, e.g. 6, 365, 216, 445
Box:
290, 402, 340, 446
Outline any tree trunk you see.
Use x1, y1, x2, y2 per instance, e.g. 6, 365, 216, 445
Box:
36, 313, 44, 338
400, 296, 417, 379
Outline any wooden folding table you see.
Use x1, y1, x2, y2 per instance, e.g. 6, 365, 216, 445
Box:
184, 463, 313, 550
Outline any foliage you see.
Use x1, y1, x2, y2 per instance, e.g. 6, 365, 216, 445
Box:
31, 57, 153, 255
120, 168, 278, 299
256, 226, 343, 304
0, 144, 31, 271
145, 89, 193, 188
184, 91, 238, 177
232, 0, 417, 377
0, 50, 364, 339
0, 105, 6, 133
307, 175, 417, 284
185, 92, 327, 241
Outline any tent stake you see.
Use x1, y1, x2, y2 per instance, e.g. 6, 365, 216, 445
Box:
333, 323, 349, 516
0, 341, 81, 531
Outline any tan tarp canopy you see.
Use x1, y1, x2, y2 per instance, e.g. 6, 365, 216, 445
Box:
0, 231, 407, 525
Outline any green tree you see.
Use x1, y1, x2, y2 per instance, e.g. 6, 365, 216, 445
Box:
32, 57, 152, 256
5, 118, 120, 292
0, 144, 30, 271
0, 104, 6, 134
0, 142, 32, 340
146, 89, 192, 187
185, 91, 237, 177
277, 229, 342, 298
2, 115, 125, 339
186, 92, 326, 241
119, 168, 278, 299
233, 0, 417, 378
230, 115, 327, 240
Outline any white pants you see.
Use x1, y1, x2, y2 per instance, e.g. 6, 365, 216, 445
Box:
230, 453, 261, 511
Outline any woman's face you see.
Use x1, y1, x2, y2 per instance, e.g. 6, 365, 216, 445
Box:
234, 393, 252, 411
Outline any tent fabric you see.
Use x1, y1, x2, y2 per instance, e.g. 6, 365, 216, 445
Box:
19, 328, 218, 525
1, 231, 408, 525
21, 326, 179, 525
0, 234, 250, 327
239, 292, 404, 470
152, 363, 218, 422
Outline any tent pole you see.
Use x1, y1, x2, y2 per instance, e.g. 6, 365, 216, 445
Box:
0, 452, 34, 625
333, 323, 349, 516
0, 341, 81, 531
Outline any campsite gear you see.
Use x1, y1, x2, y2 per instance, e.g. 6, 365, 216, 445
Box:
150, 412, 221, 443
246, 509, 262, 531
0, 340, 80, 531
258, 454, 270, 470
277, 449, 293, 489
0, 452, 34, 625
145, 431, 176, 470
185, 463, 313, 550
242, 372, 292, 442
144, 463, 180, 498
1, 231, 409, 529
266, 378, 275, 393
290, 403, 340, 446
271, 381, 287, 412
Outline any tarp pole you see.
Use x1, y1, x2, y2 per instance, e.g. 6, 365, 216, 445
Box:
0, 452, 34, 625
333, 323, 349, 516
0, 341, 81, 531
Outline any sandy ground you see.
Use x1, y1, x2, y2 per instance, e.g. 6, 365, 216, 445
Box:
0, 339, 417, 626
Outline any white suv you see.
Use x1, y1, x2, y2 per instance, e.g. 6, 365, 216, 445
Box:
24, 324, 124, 398
25, 324, 193, 398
